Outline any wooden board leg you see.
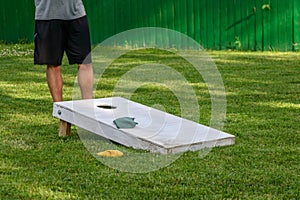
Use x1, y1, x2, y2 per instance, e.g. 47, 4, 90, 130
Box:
59, 120, 71, 137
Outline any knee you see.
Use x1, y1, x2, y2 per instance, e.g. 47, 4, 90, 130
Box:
78, 64, 92, 71
47, 65, 61, 72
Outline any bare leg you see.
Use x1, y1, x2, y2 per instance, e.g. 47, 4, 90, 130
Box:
46, 65, 63, 102
46, 65, 70, 136
47, 64, 93, 136
78, 63, 94, 99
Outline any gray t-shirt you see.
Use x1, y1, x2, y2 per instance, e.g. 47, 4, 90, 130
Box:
35, 0, 86, 20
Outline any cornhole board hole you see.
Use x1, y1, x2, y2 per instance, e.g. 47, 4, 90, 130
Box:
53, 97, 235, 154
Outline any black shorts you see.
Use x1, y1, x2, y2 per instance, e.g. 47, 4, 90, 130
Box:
34, 16, 92, 66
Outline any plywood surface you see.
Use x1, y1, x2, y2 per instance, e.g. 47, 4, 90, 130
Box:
53, 97, 235, 154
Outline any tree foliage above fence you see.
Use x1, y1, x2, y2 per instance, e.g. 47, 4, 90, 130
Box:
0, 0, 299, 51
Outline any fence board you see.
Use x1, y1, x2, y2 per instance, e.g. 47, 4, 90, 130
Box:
277, 0, 293, 51
199, 0, 207, 48
270, 0, 278, 50
206, 0, 214, 49
193, 0, 201, 45
294, 0, 300, 50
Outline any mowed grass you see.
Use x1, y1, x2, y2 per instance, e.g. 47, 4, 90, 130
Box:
0, 43, 299, 199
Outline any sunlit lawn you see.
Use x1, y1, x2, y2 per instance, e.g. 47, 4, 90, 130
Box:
0, 43, 299, 199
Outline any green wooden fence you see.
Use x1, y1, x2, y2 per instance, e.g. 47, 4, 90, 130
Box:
0, 0, 299, 51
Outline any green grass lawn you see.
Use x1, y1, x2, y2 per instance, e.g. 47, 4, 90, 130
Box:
0, 43, 299, 199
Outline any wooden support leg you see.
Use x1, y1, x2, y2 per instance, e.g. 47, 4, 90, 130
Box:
59, 120, 71, 137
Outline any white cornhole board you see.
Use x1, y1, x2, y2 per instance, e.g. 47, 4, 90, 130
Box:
53, 97, 235, 154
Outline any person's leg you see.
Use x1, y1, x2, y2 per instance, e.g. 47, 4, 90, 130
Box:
65, 17, 93, 99
78, 63, 94, 99
46, 65, 63, 102
35, 19, 65, 102
47, 65, 71, 136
